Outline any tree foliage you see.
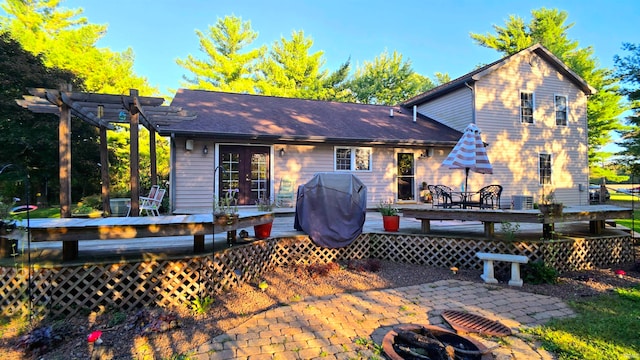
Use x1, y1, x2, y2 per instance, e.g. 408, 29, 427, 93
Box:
470, 7, 627, 173
257, 30, 350, 100
0, 0, 157, 95
614, 43, 640, 176
177, 15, 265, 93
0, 0, 168, 205
347, 50, 435, 105
0, 32, 102, 203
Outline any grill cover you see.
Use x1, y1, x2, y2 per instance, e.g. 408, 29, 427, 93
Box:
294, 173, 367, 248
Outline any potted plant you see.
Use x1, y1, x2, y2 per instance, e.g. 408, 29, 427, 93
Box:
378, 200, 400, 232
214, 189, 239, 225
254, 195, 275, 239
538, 191, 563, 217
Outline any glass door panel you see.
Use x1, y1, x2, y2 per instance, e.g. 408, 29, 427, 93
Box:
397, 152, 415, 201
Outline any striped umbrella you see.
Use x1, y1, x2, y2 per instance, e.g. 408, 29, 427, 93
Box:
442, 123, 493, 192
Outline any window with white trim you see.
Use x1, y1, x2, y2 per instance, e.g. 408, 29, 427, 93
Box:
555, 95, 568, 126
539, 153, 551, 185
520, 91, 534, 124
334, 147, 371, 171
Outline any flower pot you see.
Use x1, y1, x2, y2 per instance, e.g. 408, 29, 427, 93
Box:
539, 203, 563, 217
382, 215, 400, 232
215, 214, 238, 226
254, 221, 273, 239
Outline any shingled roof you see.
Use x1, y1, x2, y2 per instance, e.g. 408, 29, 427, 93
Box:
158, 89, 462, 146
401, 43, 595, 107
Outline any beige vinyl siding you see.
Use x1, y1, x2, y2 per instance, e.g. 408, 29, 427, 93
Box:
474, 53, 590, 206
173, 138, 215, 212
417, 87, 473, 131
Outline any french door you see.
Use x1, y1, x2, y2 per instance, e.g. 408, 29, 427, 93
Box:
218, 145, 270, 205
397, 152, 415, 201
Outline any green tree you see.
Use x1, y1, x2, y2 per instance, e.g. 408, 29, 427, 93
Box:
177, 15, 265, 93
347, 50, 435, 105
0, 0, 157, 96
257, 30, 350, 100
0, 32, 102, 204
470, 7, 627, 176
614, 43, 640, 176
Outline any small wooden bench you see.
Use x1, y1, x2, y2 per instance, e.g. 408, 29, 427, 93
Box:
476, 252, 529, 287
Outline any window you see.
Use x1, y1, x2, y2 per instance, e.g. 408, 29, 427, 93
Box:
520, 92, 534, 124
335, 147, 371, 171
539, 153, 551, 185
555, 95, 568, 126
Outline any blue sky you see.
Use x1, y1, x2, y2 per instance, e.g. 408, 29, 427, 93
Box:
55, 0, 638, 97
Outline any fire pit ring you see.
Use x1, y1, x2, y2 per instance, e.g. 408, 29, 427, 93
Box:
382, 324, 492, 360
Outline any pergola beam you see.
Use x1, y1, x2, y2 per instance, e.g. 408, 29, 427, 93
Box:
16, 87, 196, 218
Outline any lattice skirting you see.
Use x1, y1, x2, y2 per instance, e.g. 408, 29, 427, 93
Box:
0, 233, 633, 319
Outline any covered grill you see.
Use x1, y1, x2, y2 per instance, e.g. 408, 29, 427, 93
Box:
294, 173, 367, 248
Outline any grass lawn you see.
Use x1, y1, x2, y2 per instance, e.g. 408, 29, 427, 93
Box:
527, 286, 640, 359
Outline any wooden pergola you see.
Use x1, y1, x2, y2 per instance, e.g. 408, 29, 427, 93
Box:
17, 87, 195, 217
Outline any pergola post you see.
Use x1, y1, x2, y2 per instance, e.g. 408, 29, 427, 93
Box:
129, 89, 141, 217
99, 126, 111, 215
59, 101, 72, 218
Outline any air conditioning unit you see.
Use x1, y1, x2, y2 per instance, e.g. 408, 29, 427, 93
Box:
512, 195, 533, 210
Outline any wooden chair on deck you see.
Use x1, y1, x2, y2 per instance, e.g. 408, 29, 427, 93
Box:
127, 186, 165, 216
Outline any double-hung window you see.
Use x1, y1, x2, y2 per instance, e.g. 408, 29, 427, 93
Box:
539, 153, 552, 185
520, 91, 534, 124
555, 95, 568, 126
335, 147, 371, 171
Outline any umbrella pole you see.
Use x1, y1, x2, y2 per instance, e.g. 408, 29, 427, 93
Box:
465, 168, 469, 192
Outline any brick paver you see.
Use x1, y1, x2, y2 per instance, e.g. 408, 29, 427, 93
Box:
191, 279, 572, 359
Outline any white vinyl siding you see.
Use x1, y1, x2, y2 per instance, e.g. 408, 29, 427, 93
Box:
417, 87, 472, 130
473, 52, 590, 206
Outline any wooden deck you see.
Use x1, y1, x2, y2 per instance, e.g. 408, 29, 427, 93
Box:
7, 211, 274, 261
400, 204, 633, 238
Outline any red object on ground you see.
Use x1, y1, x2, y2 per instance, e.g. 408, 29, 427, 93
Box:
615, 269, 626, 277
87, 330, 102, 343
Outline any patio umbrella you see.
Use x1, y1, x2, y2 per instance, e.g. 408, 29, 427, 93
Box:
441, 123, 493, 192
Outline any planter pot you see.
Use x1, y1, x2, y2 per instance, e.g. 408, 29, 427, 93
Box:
539, 203, 563, 217
109, 198, 130, 217
215, 214, 238, 226
254, 221, 274, 239
382, 215, 400, 232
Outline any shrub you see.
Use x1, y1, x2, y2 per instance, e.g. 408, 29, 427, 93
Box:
523, 261, 559, 284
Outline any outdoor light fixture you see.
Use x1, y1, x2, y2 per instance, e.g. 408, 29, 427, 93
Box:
97, 105, 104, 119
279, 148, 285, 157
203, 145, 208, 155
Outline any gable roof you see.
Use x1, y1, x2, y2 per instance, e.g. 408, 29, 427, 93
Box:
158, 89, 462, 146
401, 43, 596, 107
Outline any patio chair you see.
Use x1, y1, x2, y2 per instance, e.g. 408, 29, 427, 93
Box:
276, 178, 295, 207
127, 187, 166, 216
431, 185, 462, 208
126, 185, 159, 216
478, 184, 502, 209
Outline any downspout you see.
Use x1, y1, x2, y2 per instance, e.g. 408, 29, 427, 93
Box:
465, 82, 476, 123
170, 133, 176, 214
